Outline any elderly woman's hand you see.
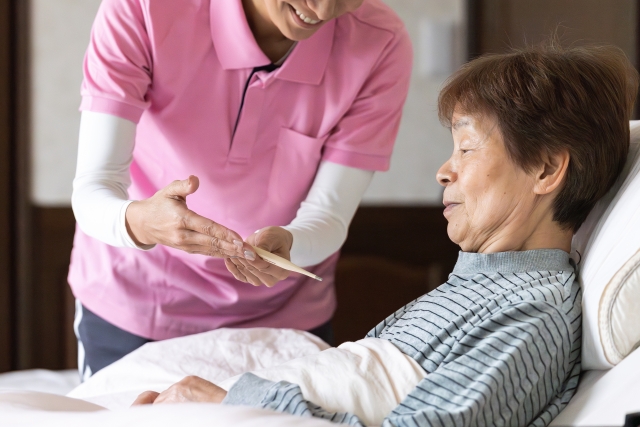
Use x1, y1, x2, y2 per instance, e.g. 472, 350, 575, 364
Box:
131, 376, 227, 406
225, 226, 293, 287
125, 176, 254, 259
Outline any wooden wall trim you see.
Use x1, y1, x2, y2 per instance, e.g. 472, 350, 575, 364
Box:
14, 0, 33, 370
333, 207, 459, 343
29, 208, 76, 369
0, 0, 14, 373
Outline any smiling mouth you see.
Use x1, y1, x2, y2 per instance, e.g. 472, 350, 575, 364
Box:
288, 4, 322, 25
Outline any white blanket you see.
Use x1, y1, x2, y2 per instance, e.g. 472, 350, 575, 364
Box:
67, 328, 330, 408
0, 328, 425, 426
65, 327, 425, 425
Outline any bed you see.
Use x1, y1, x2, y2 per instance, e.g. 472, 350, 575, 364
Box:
1, 122, 639, 426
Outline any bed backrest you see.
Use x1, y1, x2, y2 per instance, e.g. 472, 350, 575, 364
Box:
573, 121, 640, 370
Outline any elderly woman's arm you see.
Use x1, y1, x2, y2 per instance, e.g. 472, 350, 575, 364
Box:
222, 301, 580, 427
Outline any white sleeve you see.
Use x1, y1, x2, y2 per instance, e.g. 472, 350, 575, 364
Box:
282, 161, 374, 267
72, 111, 154, 249
73, 111, 372, 259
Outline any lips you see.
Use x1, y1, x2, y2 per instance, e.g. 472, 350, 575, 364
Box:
443, 201, 460, 215
288, 4, 322, 26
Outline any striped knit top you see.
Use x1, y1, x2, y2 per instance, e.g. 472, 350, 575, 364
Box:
224, 249, 582, 427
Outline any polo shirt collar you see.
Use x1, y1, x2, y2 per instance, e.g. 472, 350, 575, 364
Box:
276, 20, 334, 85
210, 0, 334, 85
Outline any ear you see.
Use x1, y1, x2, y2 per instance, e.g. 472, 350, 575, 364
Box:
533, 149, 570, 195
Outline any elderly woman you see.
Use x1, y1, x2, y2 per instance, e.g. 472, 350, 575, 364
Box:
133, 43, 638, 426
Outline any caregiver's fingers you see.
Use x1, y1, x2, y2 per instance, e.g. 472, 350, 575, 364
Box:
238, 256, 290, 281
179, 231, 248, 258
248, 227, 293, 259
131, 391, 160, 406
234, 257, 289, 287
181, 212, 252, 258
125, 176, 252, 260
225, 258, 253, 285
228, 257, 263, 286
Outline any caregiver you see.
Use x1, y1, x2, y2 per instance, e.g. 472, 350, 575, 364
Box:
69, 0, 412, 379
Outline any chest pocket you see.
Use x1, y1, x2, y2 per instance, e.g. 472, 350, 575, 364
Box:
269, 127, 329, 205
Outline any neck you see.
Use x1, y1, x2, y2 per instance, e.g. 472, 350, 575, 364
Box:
476, 207, 573, 254
242, 0, 295, 63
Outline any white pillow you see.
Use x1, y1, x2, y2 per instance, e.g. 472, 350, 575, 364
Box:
600, 249, 640, 364
572, 121, 640, 370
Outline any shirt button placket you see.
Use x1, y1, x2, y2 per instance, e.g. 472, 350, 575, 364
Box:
229, 76, 266, 165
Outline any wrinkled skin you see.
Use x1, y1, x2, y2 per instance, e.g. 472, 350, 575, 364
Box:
225, 226, 293, 287
132, 376, 227, 406
436, 109, 572, 253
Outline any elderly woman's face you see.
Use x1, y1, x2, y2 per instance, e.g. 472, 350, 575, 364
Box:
437, 111, 540, 252
263, 0, 364, 40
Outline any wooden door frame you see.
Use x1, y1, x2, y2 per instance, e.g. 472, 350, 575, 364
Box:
14, 0, 33, 370
0, 0, 31, 372
0, 0, 14, 373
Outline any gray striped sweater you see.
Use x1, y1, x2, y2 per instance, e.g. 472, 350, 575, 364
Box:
224, 249, 582, 427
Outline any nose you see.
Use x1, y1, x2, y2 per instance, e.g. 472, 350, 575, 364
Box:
437, 158, 456, 187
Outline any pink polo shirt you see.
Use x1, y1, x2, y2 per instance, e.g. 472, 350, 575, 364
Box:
69, 0, 412, 340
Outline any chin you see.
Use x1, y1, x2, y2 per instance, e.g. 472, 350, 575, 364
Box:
447, 224, 477, 252
446, 225, 462, 248
286, 30, 316, 41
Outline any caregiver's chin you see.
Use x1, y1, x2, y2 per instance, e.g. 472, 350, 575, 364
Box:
437, 110, 573, 254
249, 0, 365, 42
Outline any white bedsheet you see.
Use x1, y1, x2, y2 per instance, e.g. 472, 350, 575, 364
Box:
550, 346, 640, 427
1, 401, 337, 427
0, 369, 79, 395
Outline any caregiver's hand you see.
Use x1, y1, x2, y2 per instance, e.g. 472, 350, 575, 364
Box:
225, 226, 292, 287
125, 176, 254, 259
131, 376, 227, 406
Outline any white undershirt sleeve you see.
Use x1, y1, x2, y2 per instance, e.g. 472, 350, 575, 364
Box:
73, 112, 374, 262
282, 161, 374, 267
72, 111, 153, 249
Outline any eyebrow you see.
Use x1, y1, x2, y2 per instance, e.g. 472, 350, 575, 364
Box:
452, 118, 470, 131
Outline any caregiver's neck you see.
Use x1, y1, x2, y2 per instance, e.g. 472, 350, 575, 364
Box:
468, 208, 573, 255
242, 0, 296, 63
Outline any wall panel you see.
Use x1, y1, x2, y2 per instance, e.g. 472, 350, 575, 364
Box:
477, 0, 636, 61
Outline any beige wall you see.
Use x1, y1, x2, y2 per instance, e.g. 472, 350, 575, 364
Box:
30, 0, 102, 206
364, 0, 466, 204
28, 1, 639, 206
29, 0, 465, 206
